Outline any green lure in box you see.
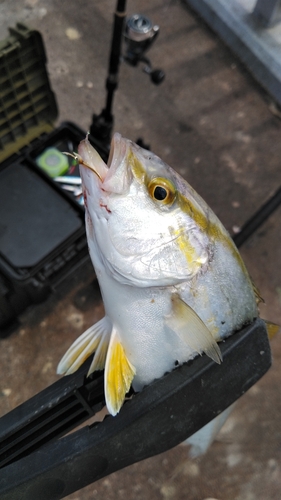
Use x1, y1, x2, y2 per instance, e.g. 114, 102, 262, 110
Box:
36, 147, 69, 177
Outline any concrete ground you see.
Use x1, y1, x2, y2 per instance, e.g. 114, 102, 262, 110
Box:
0, 0, 281, 499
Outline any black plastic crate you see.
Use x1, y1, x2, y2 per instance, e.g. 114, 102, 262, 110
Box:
0, 24, 107, 335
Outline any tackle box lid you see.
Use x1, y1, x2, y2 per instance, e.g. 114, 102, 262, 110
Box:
0, 23, 58, 162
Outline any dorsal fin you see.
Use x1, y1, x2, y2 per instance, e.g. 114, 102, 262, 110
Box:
251, 279, 265, 305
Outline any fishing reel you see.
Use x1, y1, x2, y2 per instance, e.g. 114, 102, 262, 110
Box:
90, 6, 165, 146
124, 14, 165, 85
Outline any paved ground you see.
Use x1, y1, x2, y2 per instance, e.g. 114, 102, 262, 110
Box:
0, 1, 281, 499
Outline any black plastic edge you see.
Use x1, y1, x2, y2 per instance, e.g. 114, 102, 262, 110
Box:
0, 318, 271, 499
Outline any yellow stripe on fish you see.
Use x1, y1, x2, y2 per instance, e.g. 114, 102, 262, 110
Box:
129, 144, 247, 279
170, 226, 207, 270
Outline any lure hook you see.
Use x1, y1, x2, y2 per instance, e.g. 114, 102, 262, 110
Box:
63, 152, 103, 181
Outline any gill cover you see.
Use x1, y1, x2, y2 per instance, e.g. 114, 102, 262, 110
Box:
96, 140, 212, 287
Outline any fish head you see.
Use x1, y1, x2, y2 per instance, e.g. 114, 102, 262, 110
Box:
79, 133, 212, 287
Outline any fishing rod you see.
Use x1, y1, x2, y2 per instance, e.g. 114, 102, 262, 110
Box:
90, 0, 164, 147
89, 0, 280, 245
86, 0, 280, 245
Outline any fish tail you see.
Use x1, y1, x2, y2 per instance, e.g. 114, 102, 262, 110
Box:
184, 405, 235, 457
57, 316, 112, 376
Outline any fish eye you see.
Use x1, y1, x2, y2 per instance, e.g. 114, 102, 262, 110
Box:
154, 186, 168, 200
148, 177, 176, 205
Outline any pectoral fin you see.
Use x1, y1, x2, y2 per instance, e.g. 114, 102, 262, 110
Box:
104, 328, 136, 416
57, 316, 111, 375
166, 293, 222, 364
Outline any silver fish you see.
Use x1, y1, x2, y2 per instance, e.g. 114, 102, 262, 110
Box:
58, 133, 265, 417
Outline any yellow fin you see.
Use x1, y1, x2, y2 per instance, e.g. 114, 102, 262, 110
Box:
87, 331, 110, 375
166, 293, 222, 364
264, 320, 280, 340
57, 316, 111, 375
104, 329, 136, 416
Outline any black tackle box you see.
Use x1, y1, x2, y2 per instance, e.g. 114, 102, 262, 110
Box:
0, 23, 107, 336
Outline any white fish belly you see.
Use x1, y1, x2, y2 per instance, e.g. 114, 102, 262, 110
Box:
97, 268, 196, 391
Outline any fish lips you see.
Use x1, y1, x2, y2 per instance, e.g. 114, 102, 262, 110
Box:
78, 133, 132, 196
102, 133, 132, 194
78, 135, 108, 181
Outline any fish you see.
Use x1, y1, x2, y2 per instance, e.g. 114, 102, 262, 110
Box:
57, 133, 268, 418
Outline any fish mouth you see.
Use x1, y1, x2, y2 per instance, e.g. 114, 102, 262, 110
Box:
78, 133, 130, 193
107, 133, 127, 170
77, 134, 108, 181
101, 133, 130, 193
